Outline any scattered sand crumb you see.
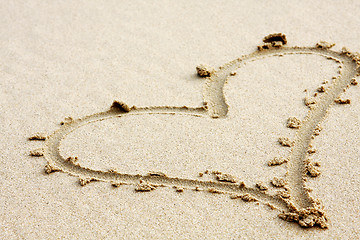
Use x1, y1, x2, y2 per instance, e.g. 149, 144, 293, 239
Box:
30, 148, 44, 157
256, 182, 268, 191
198, 172, 204, 177
214, 172, 238, 183
304, 97, 316, 106
194, 187, 202, 191
79, 177, 96, 186
258, 42, 278, 51
230, 71, 237, 76
351, 78, 358, 85
111, 101, 131, 112
135, 181, 156, 192
60, 117, 74, 125
29, 133, 47, 140
313, 125, 323, 136
334, 98, 351, 104
196, 64, 214, 77
208, 188, 224, 194
44, 164, 59, 174
342, 47, 350, 53
173, 186, 184, 192
111, 182, 124, 188
278, 190, 290, 198
230, 194, 241, 199
65, 156, 78, 163
230, 193, 257, 202
307, 145, 316, 154
268, 157, 288, 166
271, 177, 286, 187
241, 193, 258, 202
147, 171, 167, 177
315, 41, 335, 49
317, 86, 326, 93
287, 117, 301, 129
278, 137, 294, 147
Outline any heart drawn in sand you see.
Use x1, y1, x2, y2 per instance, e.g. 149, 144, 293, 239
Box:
29, 34, 360, 228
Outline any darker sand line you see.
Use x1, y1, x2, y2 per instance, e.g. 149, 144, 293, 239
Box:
29, 34, 360, 228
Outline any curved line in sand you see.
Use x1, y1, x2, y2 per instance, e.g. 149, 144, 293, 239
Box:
204, 47, 358, 210
34, 43, 359, 228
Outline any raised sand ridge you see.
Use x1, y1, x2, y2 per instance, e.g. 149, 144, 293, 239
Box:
29, 34, 360, 228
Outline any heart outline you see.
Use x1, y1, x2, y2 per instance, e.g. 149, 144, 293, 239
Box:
29, 34, 360, 229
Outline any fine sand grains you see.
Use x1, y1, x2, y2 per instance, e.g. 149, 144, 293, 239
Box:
29, 33, 360, 229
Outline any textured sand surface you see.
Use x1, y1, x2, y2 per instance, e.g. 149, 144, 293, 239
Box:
1, 1, 360, 239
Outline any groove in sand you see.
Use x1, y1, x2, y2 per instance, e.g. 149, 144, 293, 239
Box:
29, 34, 360, 228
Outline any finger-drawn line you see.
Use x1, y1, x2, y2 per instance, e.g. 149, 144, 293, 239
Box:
29, 34, 360, 228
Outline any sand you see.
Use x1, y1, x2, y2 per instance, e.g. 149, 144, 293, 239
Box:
1, 0, 360, 239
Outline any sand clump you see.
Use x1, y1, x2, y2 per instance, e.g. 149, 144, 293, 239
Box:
44, 164, 59, 174
30, 148, 44, 157
278, 190, 291, 198
208, 188, 224, 194
305, 160, 321, 177
316, 41, 335, 49
196, 64, 214, 77
257, 33, 287, 51
111, 101, 131, 112
287, 117, 301, 129
268, 157, 288, 166
304, 97, 316, 106
213, 171, 238, 183
278, 137, 294, 147
307, 145, 317, 154
271, 177, 286, 187
60, 117, 74, 125
230, 193, 258, 202
79, 177, 96, 186
313, 125, 323, 136
263, 33, 287, 44
317, 85, 326, 93
256, 182, 268, 191
279, 202, 328, 228
28, 133, 47, 140
135, 181, 157, 192
111, 182, 124, 188
351, 78, 358, 85
65, 156, 79, 163
334, 98, 351, 104
173, 186, 184, 192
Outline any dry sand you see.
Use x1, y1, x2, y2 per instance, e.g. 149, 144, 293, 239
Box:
1, 0, 360, 239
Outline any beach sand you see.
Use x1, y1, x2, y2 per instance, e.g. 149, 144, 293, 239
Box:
1, 1, 360, 239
